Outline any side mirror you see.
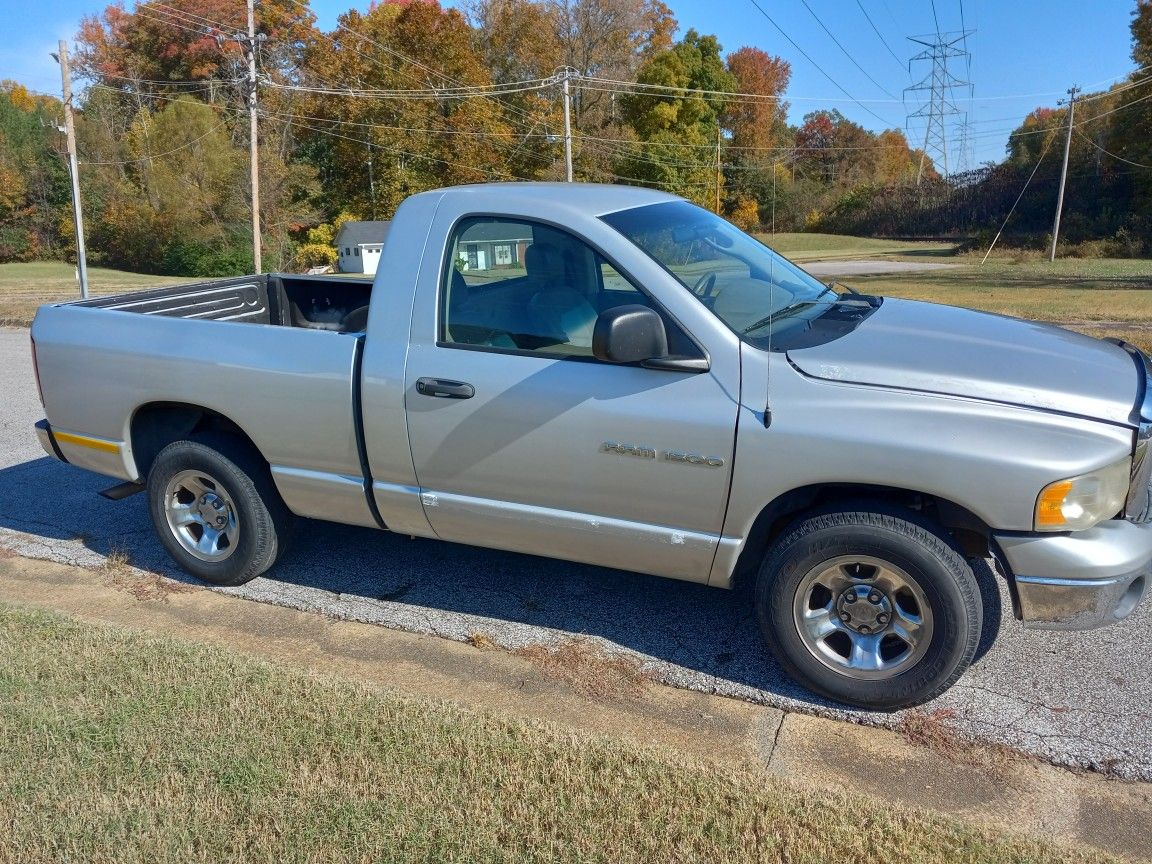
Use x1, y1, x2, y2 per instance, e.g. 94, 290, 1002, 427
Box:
593, 305, 668, 364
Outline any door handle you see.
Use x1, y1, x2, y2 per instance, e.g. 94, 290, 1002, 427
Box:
415, 377, 475, 399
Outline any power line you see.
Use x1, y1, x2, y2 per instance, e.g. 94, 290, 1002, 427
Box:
797, 0, 900, 99
134, 7, 225, 40
265, 78, 558, 99
1074, 127, 1152, 169
285, 0, 548, 133
958, 0, 971, 75
284, 115, 532, 181
1076, 89, 1152, 125
855, 0, 907, 73
745, 0, 895, 125
79, 119, 230, 165
981, 126, 1058, 263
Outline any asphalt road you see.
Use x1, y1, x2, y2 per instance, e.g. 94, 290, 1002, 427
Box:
1, 326, 1149, 780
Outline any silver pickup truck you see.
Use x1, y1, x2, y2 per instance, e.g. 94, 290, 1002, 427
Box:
29, 183, 1151, 709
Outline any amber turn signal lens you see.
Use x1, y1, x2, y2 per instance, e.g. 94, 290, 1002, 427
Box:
1035, 480, 1075, 528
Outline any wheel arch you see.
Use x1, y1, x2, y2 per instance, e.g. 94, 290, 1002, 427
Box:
128, 402, 263, 481
728, 483, 1005, 592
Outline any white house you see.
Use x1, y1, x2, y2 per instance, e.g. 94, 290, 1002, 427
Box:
334, 220, 391, 275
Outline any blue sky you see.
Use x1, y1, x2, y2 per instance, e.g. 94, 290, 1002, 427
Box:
1, 0, 1139, 168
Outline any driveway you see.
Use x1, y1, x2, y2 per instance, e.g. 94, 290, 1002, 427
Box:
1, 327, 1149, 779
805, 260, 961, 277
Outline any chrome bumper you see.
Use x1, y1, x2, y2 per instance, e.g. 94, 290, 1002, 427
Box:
995, 520, 1150, 630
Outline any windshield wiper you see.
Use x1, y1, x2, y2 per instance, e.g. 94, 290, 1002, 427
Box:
740, 287, 839, 336
829, 279, 860, 295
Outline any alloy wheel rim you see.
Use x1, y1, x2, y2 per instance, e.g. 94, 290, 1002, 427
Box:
163, 469, 240, 562
792, 555, 934, 681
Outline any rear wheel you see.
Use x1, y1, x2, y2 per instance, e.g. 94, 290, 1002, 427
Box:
147, 434, 292, 586
755, 506, 982, 710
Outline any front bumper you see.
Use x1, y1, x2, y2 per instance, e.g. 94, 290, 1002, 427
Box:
995, 520, 1150, 630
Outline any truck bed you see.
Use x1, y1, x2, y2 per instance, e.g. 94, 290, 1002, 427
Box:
75, 273, 375, 333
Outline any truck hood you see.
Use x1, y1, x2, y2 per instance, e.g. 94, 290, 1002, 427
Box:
787, 298, 1139, 425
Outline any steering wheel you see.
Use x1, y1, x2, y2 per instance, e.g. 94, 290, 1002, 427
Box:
692, 271, 718, 298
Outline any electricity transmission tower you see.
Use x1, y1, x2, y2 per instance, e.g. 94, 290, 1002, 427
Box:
905, 32, 972, 183
953, 113, 973, 175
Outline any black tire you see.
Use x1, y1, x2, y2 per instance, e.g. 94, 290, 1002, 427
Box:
755, 505, 982, 711
146, 433, 293, 586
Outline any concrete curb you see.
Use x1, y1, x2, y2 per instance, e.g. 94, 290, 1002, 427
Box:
0, 552, 1148, 861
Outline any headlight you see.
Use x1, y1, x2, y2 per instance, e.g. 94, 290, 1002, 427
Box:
1034, 456, 1131, 531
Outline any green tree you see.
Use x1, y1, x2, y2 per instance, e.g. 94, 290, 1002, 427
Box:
616, 30, 735, 206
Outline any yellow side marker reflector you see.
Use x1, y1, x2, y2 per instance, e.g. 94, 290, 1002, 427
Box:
1036, 480, 1074, 528
54, 431, 120, 454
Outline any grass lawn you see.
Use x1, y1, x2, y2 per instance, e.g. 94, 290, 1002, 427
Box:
0, 261, 197, 328
0, 603, 1115, 864
843, 256, 1152, 352
757, 232, 960, 261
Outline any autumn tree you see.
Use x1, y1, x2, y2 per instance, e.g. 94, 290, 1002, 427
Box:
0, 84, 69, 262
75, 0, 319, 104
462, 0, 567, 179
871, 129, 917, 184
723, 46, 789, 152
297, 1, 535, 217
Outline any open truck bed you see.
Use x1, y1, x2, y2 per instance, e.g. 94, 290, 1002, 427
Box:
74, 273, 375, 333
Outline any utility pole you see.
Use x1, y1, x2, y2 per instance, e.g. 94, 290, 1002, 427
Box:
771, 162, 777, 235
367, 132, 376, 220
56, 41, 89, 299
242, 0, 262, 273
561, 71, 573, 182
1049, 86, 1080, 262
714, 126, 722, 215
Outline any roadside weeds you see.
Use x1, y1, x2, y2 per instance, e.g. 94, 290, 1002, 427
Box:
512, 637, 651, 700
97, 548, 198, 603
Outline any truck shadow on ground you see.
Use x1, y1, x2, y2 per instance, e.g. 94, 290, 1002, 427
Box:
0, 455, 1001, 714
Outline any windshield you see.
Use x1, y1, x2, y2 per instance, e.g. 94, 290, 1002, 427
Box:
601, 200, 836, 346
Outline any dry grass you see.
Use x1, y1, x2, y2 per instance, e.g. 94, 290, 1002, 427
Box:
99, 549, 198, 603
899, 708, 1024, 773
759, 232, 960, 261
0, 603, 1116, 864
514, 637, 651, 700
101, 547, 132, 574
0, 261, 197, 327
900, 707, 972, 755
848, 257, 1152, 325
467, 631, 498, 650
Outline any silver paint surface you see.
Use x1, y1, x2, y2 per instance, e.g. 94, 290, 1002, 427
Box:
28, 182, 1151, 615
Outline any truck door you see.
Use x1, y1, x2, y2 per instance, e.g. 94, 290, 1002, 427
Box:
402, 215, 740, 584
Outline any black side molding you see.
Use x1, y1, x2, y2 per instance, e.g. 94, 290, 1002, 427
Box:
35, 419, 68, 463
351, 336, 389, 531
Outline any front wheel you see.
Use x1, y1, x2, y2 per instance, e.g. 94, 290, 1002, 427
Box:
147, 434, 293, 586
755, 506, 982, 710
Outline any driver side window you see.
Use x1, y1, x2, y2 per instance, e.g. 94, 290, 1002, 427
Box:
441, 217, 649, 357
